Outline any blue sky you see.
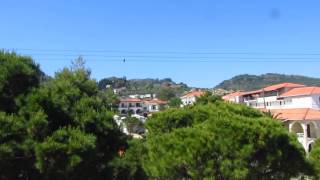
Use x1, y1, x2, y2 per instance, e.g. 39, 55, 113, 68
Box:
1, 0, 320, 87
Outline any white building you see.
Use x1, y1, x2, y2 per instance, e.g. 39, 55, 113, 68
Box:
144, 99, 167, 112
118, 97, 168, 115
118, 98, 144, 115
222, 91, 244, 103
223, 83, 320, 152
129, 94, 156, 99
180, 90, 204, 107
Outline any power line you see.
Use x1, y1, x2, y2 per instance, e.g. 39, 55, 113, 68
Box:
20, 53, 320, 59
4, 47, 320, 63
33, 58, 320, 63
4, 48, 320, 56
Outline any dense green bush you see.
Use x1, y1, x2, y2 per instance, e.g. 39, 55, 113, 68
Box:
0, 52, 126, 179
144, 99, 314, 179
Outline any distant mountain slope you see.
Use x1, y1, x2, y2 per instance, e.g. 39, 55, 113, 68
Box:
98, 77, 191, 96
215, 73, 320, 91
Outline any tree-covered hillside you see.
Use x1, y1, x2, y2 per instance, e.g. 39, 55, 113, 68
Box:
98, 77, 190, 96
215, 73, 320, 91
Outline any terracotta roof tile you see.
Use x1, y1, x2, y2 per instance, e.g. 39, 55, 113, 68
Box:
222, 91, 244, 100
144, 99, 167, 105
181, 91, 204, 98
262, 83, 305, 92
280, 87, 320, 97
242, 89, 263, 96
120, 98, 142, 102
241, 83, 305, 96
267, 108, 320, 121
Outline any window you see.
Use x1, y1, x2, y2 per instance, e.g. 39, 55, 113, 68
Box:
152, 105, 157, 110
307, 124, 311, 138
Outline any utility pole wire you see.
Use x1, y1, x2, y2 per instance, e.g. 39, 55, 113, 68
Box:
4, 48, 320, 56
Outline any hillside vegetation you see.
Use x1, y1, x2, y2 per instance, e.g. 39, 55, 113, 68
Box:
215, 73, 320, 91
98, 77, 190, 96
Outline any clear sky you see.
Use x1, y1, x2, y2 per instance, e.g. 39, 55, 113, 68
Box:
1, 0, 320, 87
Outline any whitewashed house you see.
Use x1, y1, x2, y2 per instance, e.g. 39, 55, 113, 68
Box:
222, 91, 245, 103
118, 98, 144, 115
143, 99, 167, 112
180, 90, 204, 107
118, 97, 168, 115
223, 83, 320, 152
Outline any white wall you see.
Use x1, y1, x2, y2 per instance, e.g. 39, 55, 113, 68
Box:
283, 96, 313, 109
311, 94, 320, 110
181, 96, 196, 106
118, 102, 144, 114
256, 96, 278, 103
146, 104, 160, 112
245, 95, 318, 110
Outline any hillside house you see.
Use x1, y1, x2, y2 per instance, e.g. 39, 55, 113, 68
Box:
223, 83, 320, 152
119, 98, 144, 115
180, 90, 204, 107
144, 99, 167, 112
119, 97, 167, 115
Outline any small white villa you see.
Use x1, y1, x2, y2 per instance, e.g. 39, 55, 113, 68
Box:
118, 97, 167, 115
180, 90, 204, 107
118, 98, 144, 115
223, 83, 320, 152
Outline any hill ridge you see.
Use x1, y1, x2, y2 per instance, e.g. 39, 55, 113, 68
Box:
215, 73, 320, 91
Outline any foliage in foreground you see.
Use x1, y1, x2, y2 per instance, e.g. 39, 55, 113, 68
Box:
309, 139, 320, 178
0, 52, 126, 179
0, 51, 317, 179
144, 100, 314, 179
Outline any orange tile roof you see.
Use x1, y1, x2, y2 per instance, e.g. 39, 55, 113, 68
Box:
262, 83, 305, 92
181, 91, 204, 98
280, 86, 320, 97
267, 108, 320, 121
241, 83, 305, 96
242, 89, 263, 96
144, 99, 167, 105
120, 98, 142, 102
222, 91, 244, 100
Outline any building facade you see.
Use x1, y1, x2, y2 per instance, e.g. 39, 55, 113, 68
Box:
223, 83, 320, 152
180, 90, 204, 107
144, 99, 167, 113
118, 97, 167, 115
118, 98, 144, 115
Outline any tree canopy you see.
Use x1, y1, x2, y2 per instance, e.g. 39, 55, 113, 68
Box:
144, 100, 314, 179
0, 51, 43, 113
168, 97, 182, 108
309, 139, 320, 178
0, 52, 126, 179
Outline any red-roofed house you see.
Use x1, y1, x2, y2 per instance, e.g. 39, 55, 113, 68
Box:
223, 83, 320, 152
143, 99, 168, 112
119, 98, 144, 115
240, 83, 305, 109
119, 97, 168, 115
180, 90, 204, 106
222, 91, 245, 103
267, 108, 320, 152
